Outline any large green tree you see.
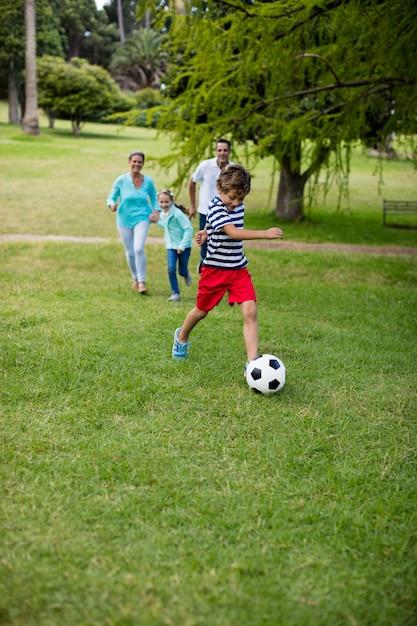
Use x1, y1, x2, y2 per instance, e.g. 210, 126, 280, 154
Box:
0, 0, 63, 123
145, 0, 417, 220
49, 0, 97, 59
37, 55, 124, 134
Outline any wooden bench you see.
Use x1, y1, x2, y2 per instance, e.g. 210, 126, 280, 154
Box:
383, 199, 417, 228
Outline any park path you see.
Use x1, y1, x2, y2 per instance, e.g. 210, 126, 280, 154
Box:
1, 234, 416, 257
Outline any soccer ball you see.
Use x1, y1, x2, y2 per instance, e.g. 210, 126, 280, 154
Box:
246, 354, 286, 395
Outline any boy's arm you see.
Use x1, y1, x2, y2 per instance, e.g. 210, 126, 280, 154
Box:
223, 224, 283, 240
195, 228, 207, 246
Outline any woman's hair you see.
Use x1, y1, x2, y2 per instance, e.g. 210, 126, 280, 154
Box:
217, 164, 251, 195
128, 150, 145, 162
158, 189, 190, 215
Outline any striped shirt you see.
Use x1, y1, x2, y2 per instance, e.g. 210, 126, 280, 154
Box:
203, 196, 248, 270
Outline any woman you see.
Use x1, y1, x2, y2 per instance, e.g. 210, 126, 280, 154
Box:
107, 150, 160, 294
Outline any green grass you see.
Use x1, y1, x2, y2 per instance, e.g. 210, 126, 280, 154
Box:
1, 100, 417, 247
1, 241, 417, 626
1, 102, 417, 625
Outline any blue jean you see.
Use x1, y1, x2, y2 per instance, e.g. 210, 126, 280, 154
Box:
167, 247, 191, 294
117, 220, 150, 282
199, 213, 207, 262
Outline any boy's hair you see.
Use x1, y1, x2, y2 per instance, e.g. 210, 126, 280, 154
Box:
158, 189, 190, 216
217, 164, 251, 195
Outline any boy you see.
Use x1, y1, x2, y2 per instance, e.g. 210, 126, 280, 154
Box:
172, 164, 283, 365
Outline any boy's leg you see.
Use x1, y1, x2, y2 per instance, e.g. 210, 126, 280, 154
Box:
178, 307, 207, 343
173, 307, 208, 359
239, 300, 258, 362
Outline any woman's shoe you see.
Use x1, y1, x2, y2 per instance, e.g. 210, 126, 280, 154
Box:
131, 279, 139, 291
138, 282, 148, 294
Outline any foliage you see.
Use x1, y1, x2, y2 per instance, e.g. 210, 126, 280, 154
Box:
37, 56, 124, 133
0, 0, 123, 121
109, 27, 168, 90
144, 0, 417, 221
0, 106, 416, 247
103, 0, 142, 38
48, 0, 98, 58
106, 86, 167, 127
0, 0, 64, 108
0, 239, 416, 625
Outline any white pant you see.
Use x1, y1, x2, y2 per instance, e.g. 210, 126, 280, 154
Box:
117, 220, 150, 282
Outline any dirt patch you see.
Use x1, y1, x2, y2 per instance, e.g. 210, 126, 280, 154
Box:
1, 233, 416, 257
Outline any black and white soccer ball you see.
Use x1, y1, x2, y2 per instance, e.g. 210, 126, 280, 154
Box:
246, 354, 286, 395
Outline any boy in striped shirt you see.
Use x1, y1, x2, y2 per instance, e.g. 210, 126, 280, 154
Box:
172, 164, 283, 364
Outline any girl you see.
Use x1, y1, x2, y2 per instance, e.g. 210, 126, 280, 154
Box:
156, 189, 194, 301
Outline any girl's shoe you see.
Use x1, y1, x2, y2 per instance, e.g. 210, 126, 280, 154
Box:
168, 293, 180, 302
184, 272, 192, 286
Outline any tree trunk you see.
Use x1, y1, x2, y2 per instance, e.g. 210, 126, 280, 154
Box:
22, 0, 39, 136
117, 0, 125, 43
8, 73, 20, 124
275, 151, 306, 222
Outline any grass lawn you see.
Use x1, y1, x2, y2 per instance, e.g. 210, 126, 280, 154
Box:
1, 241, 416, 626
1, 104, 417, 625
1, 101, 416, 248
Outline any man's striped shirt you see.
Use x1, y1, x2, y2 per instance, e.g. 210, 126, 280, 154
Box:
203, 196, 248, 270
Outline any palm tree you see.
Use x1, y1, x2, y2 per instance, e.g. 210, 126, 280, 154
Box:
117, 0, 125, 43
22, 0, 39, 135
109, 28, 167, 91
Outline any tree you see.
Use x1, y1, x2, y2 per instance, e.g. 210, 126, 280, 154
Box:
22, 0, 40, 135
81, 10, 120, 70
49, 0, 98, 59
0, 0, 63, 124
103, 0, 139, 38
109, 28, 167, 90
145, 0, 417, 221
37, 56, 123, 134
0, 0, 26, 123
117, 0, 125, 43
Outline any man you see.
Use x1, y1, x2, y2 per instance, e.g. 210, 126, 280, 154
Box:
188, 138, 232, 269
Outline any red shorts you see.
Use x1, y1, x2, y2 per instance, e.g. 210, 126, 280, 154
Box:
196, 266, 257, 312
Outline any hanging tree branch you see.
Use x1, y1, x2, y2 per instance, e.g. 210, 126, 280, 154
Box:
231, 75, 410, 127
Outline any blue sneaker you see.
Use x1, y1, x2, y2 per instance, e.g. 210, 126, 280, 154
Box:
172, 328, 190, 359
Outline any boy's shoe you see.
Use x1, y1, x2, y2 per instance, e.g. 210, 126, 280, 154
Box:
184, 272, 192, 287
168, 293, 181, 302
172, 328, 190, 359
